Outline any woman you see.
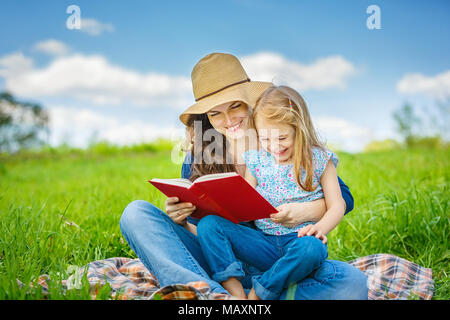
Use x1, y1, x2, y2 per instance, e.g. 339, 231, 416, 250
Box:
120, 53, 368, 299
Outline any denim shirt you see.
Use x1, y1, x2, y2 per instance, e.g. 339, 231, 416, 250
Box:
181, 152, 354, 226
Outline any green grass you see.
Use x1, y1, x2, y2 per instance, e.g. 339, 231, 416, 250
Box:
330, 148, 449, 299
0, 146, 448, 299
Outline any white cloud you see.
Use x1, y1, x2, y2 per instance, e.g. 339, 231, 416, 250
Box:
0, 49, 359, 110
33, 39, 70, 56
1, 48, 368, 152
314, 116, 374, 152
0, 52, 33, 78
48, 106, 184, 147
397, 70, 450, 99
80, 18, 114, 36
0, 51, 192, 108
240, 52, 358, 91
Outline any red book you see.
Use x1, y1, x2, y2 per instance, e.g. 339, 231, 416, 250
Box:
149, 172, 277, 223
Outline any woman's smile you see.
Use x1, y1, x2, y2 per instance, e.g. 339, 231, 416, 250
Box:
226, 120, 243, 133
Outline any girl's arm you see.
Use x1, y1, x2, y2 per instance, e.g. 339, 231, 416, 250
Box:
271, 198, 326, 226
298, 160, 345, 242
271, 176, 352, 227
315, 160, 346, 234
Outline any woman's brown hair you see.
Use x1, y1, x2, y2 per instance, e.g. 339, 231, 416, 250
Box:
184, 113, 237, 181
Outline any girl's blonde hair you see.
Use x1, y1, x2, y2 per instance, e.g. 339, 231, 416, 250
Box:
254, 85, 325, 191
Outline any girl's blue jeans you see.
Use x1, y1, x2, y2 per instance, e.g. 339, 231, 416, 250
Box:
120, 200, 369, 300
197, 215, 328, 299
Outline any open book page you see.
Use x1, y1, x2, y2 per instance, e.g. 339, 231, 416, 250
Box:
194, 172, 239, 183
150, 178, 192, 188
150, 172, 239, 188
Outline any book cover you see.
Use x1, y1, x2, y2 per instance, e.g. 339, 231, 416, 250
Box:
149, 173, 277, 223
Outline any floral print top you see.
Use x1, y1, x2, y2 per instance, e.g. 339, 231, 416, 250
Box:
243, 146, 339, 235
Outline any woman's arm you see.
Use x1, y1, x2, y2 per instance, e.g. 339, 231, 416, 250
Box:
338, 176, 353, 214
244, 167, 258, 188
181, 152, 193, 180
185, 221, 197, 236
166, 152, 197, 234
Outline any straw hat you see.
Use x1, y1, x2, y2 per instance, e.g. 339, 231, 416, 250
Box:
179, 53, 273, 125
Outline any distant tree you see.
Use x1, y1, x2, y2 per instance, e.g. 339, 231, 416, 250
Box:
364, 139, 401, 152
427, 96, 450, 139
392, 103, 421, 147
392, 100, 449, 149
0, 91, 49, 153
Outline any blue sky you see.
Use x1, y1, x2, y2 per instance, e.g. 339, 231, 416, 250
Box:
1, 0, 449, 152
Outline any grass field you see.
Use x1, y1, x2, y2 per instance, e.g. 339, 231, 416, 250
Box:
0, 144, 448, 299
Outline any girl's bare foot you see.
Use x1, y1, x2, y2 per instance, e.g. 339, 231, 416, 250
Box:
247, 288, 261, 300
222, 277, 247, 299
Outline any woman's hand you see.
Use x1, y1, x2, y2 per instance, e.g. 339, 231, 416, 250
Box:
165, 197, 196, 225
271, 199, 327, 228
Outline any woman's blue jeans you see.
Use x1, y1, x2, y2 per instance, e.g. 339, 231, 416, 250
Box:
197, 215, 328, 300
119, 200, 369, 299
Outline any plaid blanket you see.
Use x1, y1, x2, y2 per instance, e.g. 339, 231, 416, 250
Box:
24, 253, 433, 300
348, 254, 434, 300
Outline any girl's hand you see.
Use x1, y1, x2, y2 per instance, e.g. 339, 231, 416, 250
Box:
271, 203, 299, 228
271, 200, 326, 227
165, 197, 196, 225
297, 224, 328, 244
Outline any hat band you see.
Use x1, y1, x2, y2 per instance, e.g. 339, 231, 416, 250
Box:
195, 78, 251, 102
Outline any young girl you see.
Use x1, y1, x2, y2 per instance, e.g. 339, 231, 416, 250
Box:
197, 85, 346, 300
